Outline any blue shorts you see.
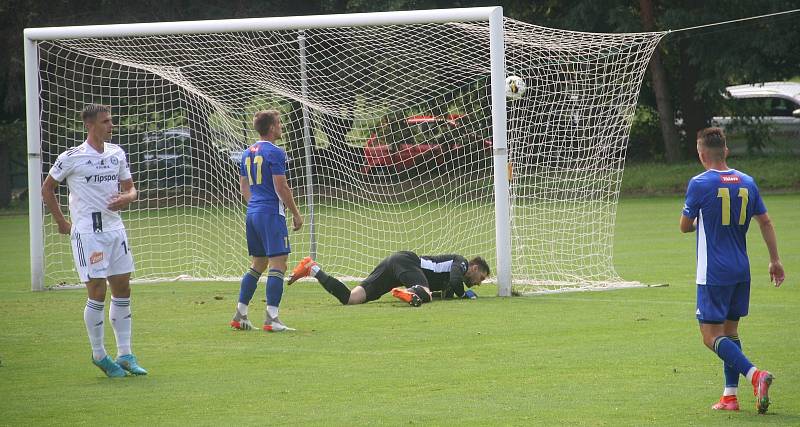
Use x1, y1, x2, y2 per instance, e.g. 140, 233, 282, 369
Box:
696, 282, 750, 324
246, 213, 290, 258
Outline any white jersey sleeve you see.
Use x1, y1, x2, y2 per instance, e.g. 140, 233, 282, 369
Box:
48, 148, 80, 182
118, 150, 132, 181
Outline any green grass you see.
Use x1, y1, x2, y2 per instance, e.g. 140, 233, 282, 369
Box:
1, 194, 799, 425
622, 156, 800, 195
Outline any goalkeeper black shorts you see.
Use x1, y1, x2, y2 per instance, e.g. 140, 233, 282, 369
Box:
360, 251, 429, 301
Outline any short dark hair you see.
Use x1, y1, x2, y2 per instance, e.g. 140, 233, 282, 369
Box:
81, 104, 110, 124
253, 110, 280, 137
696, 127, 727, 161
469, 256, 490, 276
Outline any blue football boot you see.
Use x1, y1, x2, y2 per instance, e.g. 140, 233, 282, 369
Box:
116, 354, 148, 376
92, 355, 127, 378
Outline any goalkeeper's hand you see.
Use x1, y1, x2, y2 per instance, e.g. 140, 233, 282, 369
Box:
463, 289, 477, 299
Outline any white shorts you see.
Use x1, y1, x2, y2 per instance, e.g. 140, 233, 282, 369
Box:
71, 228, 135, 282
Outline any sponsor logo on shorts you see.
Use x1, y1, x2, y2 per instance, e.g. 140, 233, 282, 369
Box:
90, 251, 104, 265
720, 175, 740, 183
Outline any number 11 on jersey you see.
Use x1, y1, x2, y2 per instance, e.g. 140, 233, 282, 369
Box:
717, 187, 749, 226
245, 155, 264, 185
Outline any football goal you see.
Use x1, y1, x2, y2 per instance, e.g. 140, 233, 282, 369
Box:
25, 7, 665, 294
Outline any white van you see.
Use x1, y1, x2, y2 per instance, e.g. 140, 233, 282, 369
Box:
712, 82, 800, 153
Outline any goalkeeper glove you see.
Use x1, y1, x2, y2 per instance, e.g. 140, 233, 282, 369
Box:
464, 289, 477, 299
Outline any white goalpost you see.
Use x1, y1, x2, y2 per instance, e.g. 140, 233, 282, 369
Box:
25, 7, 665, 294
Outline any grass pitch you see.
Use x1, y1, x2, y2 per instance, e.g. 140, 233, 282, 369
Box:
0, 194, 798, 425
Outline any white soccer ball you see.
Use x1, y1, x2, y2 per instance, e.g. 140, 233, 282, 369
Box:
505, 75, 527, 99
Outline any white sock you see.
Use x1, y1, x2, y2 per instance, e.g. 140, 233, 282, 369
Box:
84, 299, 106, 360
723, 387, 737, 397
310, 264, 320, 277
110, 297, 132, 357
746, 367, 758, 383
237, 302, 249, 317
266, 305, 279, 319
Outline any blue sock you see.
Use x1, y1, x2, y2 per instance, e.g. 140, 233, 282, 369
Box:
723, 335, 742, 388
714, 336, 753, 378
266, 269, 285, 307
238, 268, 261, 305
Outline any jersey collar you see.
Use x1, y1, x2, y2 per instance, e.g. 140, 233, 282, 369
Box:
81, 140, 105, 154
256, 140, 277, 148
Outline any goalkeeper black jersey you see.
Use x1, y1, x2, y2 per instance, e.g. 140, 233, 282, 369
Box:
419, 254, 469, 297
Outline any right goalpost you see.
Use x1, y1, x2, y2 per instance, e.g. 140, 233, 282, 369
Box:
25, 7, 666, 294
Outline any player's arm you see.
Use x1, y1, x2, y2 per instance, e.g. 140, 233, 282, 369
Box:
273, 175, 303, 231
753, 213, 785, 287
447, 256, 468, 298
239, 176, 251, 203
108, 151, 137, 211
41, 175, 71, 235
680, 179, 700, 233
679, 215, 696, 233
108, 179, 137, 211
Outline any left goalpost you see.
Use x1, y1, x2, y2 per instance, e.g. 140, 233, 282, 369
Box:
25, 7, 664, 294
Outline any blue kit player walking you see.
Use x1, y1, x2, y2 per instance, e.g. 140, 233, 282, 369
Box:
680, 128, 785, 414
230, 110, 303, 332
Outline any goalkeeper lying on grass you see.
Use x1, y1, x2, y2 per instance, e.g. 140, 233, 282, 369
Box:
287, 251, 489, 307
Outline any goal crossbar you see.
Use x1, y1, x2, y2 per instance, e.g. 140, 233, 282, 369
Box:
24, 7, 500, 40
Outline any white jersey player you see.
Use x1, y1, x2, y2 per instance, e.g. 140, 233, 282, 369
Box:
41, 104, 147, 377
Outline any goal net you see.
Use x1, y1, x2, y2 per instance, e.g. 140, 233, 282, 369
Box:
26, 8, 665, 294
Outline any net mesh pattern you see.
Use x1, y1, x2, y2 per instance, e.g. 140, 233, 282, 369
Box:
35, 17, 664, 293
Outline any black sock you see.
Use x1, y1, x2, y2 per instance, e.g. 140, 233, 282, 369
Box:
316, 271, 351, 305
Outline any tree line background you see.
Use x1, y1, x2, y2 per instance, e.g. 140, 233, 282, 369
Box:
1, 0, 798, 207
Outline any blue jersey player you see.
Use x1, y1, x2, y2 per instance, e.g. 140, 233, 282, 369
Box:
680, 127, 784, 414
230, 110, 303, 332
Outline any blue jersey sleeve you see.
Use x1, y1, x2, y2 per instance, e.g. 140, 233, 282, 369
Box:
239, 150, 249, 177
682, 178, 701, 219
269, 149, 287, 176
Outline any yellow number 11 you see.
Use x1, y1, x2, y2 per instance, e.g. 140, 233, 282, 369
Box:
245, 155, 264, 185
716, 187, 749, 226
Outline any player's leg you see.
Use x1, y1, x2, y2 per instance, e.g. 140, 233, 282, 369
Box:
291, 255, 380, 305
263, 214, 294, 331
347, 257, 403, 304
103, 228, 145, 375
391, 258, 432, 307
712, 320, 741, 410
347, 286, 368, 304
390, 252, 431, 306
263, 254, 294, 331
108, 272, 146, 375
309, 262, 366, 305
232, 215, 266, 330
314, 267, 356, 304
74, 231, 125, 377
727, 282, 773, 414
701, 322, 766, 410
390, 280, 431, 307
699, 283, 771, 413
233, 257, 267, 330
